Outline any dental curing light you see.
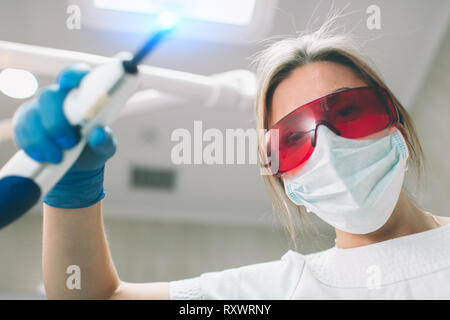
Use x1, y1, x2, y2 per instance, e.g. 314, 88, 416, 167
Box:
0, 17, 177, 228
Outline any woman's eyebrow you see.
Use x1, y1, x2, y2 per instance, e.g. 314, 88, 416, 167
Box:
332, 87, 352, 93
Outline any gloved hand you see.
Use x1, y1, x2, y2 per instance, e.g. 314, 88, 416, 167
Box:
12, 64, 117, 209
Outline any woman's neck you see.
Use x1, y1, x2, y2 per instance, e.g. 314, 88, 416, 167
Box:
334, 190, 439, 249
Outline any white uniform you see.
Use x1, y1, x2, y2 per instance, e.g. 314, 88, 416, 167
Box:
169, 223, 450, 299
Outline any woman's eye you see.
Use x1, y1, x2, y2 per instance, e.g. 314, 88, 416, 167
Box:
336, 105, 361, 119
285, 132, 304, 144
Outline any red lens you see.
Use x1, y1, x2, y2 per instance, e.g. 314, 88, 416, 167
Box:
325, 87, 396, 140
265, 86, 397, 175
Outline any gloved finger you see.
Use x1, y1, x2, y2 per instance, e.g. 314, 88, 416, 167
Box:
87, 126, 117, 161
13, 103, 63, 163
57, 63, 90, 91
12, 99, 34, 144
37, 85, 77, 149
71, 127, 116, 171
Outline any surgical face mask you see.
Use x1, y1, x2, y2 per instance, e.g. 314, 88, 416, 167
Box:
282, 125, 409, 234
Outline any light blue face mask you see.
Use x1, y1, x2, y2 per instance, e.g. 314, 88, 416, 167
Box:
283, 125, 409, 234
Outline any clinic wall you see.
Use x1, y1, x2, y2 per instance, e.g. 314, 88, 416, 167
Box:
407, 25, 450, 216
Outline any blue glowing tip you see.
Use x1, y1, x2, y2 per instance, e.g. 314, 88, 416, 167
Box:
122, 11, 178, 73
156, 12, 178, 31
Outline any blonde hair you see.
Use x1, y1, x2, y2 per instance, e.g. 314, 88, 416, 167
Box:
252, 14, 424, 244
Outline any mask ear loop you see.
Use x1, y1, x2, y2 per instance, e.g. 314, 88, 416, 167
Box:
393, 121, 410, 172
382, 87, 410, 171
392, 93, 410, 169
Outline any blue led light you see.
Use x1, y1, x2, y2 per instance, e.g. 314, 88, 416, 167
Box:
155, 12, 178, 31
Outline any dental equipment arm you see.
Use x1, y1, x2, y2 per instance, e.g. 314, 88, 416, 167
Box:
0, 40, 255, 110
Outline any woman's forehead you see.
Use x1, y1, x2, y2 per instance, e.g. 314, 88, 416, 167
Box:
268, 61, 368, 128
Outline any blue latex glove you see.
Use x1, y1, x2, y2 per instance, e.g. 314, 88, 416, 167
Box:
12, 64, 117, 209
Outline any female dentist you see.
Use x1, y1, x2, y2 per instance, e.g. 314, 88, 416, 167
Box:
12, 21, 450, 299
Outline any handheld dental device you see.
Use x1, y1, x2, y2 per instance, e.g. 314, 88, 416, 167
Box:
0, 16, 177, 228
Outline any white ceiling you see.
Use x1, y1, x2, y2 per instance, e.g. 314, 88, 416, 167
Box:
0, 0, 449, 229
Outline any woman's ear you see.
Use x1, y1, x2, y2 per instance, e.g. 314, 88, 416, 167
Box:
396, 122, 411, 161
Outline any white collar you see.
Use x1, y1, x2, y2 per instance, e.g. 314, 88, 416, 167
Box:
302, 223, 450, 288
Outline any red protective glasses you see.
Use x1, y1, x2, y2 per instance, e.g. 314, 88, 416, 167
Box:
264, 86, 399, 176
